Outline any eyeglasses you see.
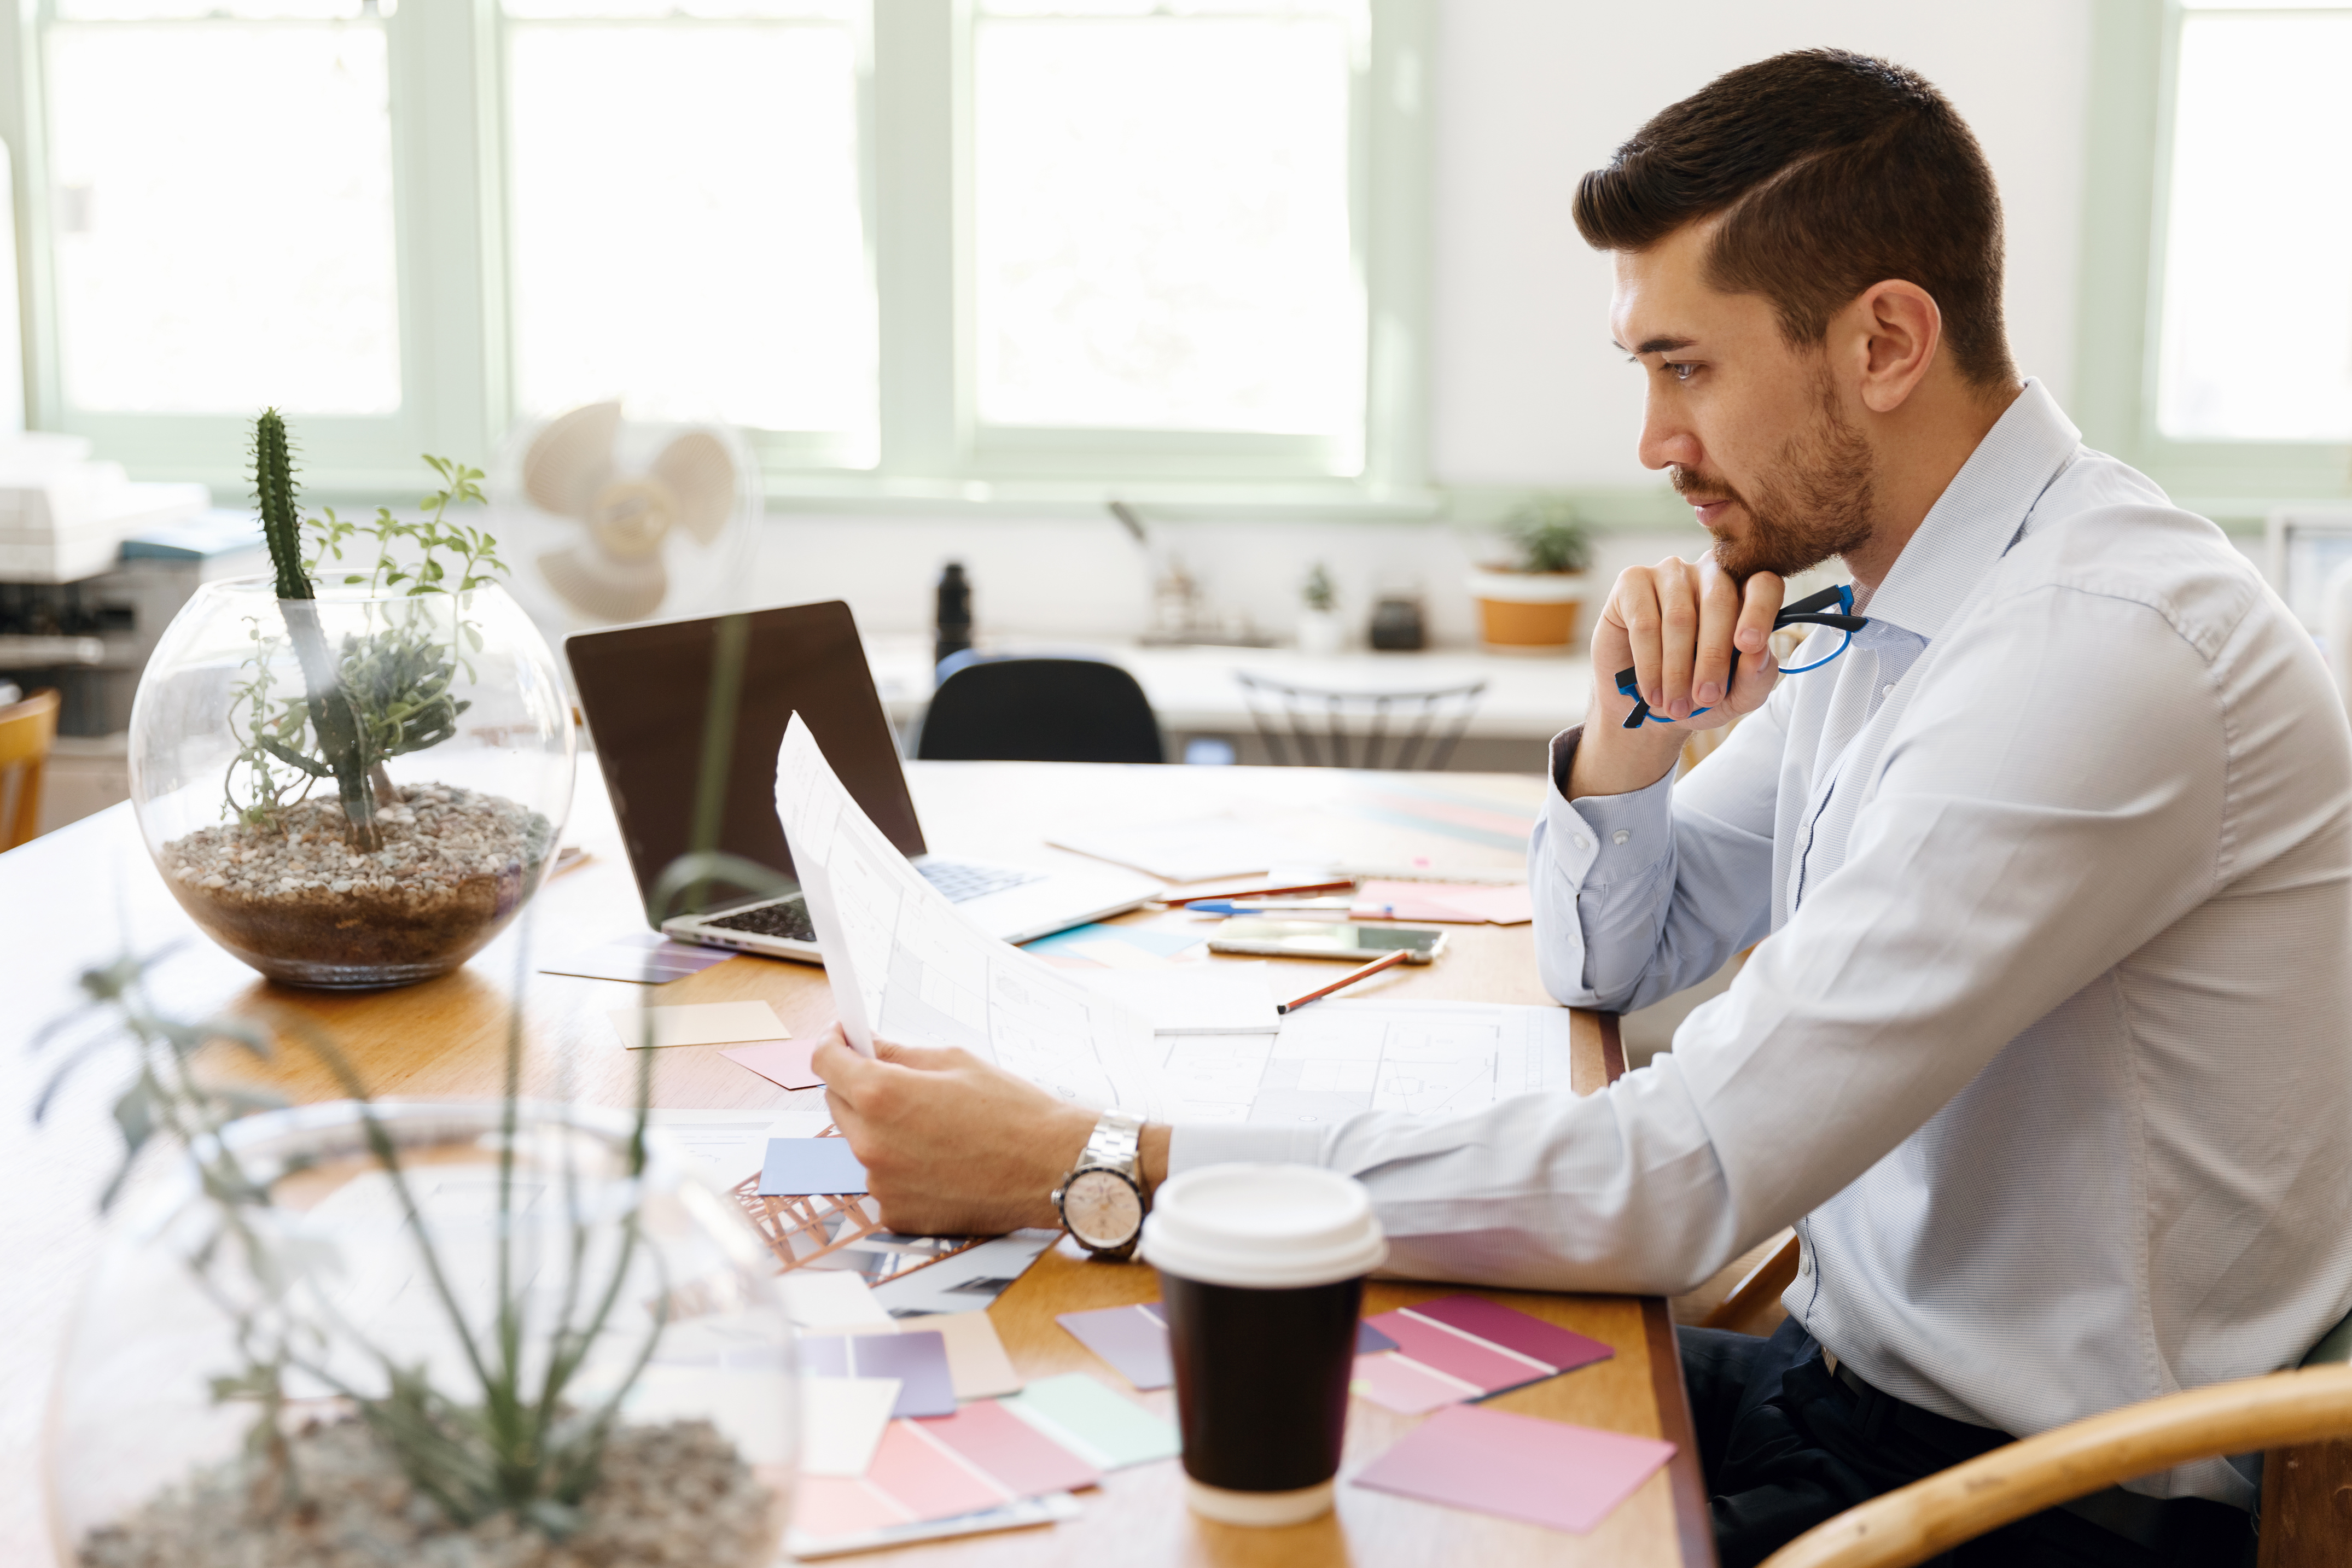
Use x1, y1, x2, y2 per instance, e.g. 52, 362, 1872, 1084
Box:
1615, 584, 1867, 729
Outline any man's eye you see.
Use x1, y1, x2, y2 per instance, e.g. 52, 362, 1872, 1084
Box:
1664, 362, 1698, 383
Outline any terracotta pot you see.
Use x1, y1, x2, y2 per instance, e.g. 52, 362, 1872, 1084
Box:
1468, 570, 1587, 650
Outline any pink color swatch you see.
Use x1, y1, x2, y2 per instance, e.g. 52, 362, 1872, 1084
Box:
721, 1038, 822, 1091
916, 1401, 1102, 1496
1350, 1404, 1676, 1534
863, 1421, 1005, 1522
1410, 1296, 1614, 1374
1374, 1313, 1551, 1393
1352, 881, 1536, 925
791, 1475, 911, 1537
1350, 1353, 1478, 1415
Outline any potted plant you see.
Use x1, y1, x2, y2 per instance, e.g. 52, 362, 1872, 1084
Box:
1467, 495, 1594, 651
1297, 563, 1346, 656
36, 950, 794, 1568
127, 411, 575, 988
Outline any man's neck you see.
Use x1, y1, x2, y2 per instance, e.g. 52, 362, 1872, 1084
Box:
1841, 379, 2026, 591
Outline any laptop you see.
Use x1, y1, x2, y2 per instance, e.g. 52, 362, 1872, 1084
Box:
564, 600, 1163, 963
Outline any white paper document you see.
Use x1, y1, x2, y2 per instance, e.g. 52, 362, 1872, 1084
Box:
1154, 998, 1579, 1124
1044, 815, 1306, 884
774, 715, 1163, 1116
1068, 963, 1279, 1034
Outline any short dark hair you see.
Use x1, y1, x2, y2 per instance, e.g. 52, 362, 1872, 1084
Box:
1574, 49, 2016, 389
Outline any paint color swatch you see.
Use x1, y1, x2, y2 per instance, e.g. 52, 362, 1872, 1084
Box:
1350, 1352, 1478, 1415
723, 1037, 824, 1091
1352, 1297, 1612, 1414
1350, 1403, 1675, 1534
1002, 1373, 1180, 1470
1055, 1303, 1172, 1390
545, 932, 732, 984
924, 1311, 1023, 1400
800, 1331, 956, 1418
607, 999, 790, 1049
800, 1376, 901, 1476
916, 1401, 1102, 1496
761, 1138, 870, 1197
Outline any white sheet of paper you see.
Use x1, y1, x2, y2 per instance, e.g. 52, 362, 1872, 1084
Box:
1044, 817, 1303, 884
645, 1107, 833, 1190
800, 1375, 903, 1476
773, 715, 1163, 1115
606, 1000, 791, 1050
626, 1367, 794, 1464
1069, 964, 1279, 1035
781, 1269, 895, 1332
1156, 999, 1579, 1123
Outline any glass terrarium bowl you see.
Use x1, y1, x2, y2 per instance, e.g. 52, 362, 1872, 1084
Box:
46, 1100, 795, 1568
128, 579, 575, 989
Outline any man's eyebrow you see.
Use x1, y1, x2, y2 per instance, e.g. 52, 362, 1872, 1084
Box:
1614, 335, 1697, 357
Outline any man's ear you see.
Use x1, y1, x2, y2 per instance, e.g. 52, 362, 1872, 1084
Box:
1842, 279, 1942, 414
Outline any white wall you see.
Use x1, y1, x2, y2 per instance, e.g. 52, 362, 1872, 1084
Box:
747, 1, 2100, 644
1430, 0, 2094, 487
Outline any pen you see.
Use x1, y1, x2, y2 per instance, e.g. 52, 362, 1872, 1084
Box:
1275, 948, 1412, 1015
1162, 879, 1357, 905
1183, 899, 1375, 917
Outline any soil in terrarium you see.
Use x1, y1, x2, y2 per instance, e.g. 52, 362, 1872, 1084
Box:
159, 784, 554, 972
77, 1415, 777, 1568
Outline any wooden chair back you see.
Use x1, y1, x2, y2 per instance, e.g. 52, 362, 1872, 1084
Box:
0, 688, 60, 851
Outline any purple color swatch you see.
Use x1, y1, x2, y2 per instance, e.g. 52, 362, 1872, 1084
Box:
758, 1138, 869, 1197
799, 1329, 957, 1417
1407, 1296, 1614, 1375
1055, 1303, 1173, 1391
1357, 1320, 1399, 1355
1350, 1403, 1676, 1534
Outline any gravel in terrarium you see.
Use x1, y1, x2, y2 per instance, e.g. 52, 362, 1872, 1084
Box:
77, 1415, 778, 1568
156, 784, 553, 974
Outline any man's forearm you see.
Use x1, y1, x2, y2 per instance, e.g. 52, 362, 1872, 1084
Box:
1566, 715, 1685, 800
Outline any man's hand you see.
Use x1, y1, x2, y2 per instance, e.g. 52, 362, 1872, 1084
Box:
1571, 556, 1784, 799
814, 1024, 1099, 1236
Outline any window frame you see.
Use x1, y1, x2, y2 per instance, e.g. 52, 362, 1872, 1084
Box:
0, 0, 1434, 515
2074, 0, 2352, 526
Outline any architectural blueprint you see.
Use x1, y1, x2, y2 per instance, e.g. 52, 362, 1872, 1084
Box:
774, 715, 1163, 1116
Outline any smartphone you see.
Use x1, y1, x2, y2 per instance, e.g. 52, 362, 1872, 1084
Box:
1207, 919, 1448, 963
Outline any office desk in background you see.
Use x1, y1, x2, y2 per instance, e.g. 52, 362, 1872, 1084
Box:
0, 761, 1709, 1568
865, 636, 1594, 773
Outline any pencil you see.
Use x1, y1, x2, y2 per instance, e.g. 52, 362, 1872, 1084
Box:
1161, 878, 1357, 906
1275, 947, 1411, 1015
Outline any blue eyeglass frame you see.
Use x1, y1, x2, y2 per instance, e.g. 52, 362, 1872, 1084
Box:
1614, 584, 1866, 729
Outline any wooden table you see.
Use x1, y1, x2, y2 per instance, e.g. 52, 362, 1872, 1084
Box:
0, 760, 1712, 1567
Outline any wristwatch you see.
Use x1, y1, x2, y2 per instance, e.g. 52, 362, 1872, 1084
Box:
1052, 1110, 1149, 1261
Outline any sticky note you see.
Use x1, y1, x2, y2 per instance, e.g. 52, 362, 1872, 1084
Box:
1002, 1373, 1180, 1469
1349, 1403, 1676, 1534
607, 999, 790, 1049
723, 1038, 824, 1091
760, 1138, 870, 1197
924, 1311, 1023, 1400
780, 1270, 893, 1332
1055, 1303, 1172, 1390
913, 1401, 1101, 1496
800, 1375, 902, 1477
799, 1331, 956, 1418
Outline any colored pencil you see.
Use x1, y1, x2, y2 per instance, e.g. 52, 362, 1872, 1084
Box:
1275, 948, 1412, 1015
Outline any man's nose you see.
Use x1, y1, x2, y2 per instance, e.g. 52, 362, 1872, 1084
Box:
1638, 389, 1701, 473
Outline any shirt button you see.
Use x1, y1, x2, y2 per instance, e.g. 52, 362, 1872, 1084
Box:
1612, 830, 1630, 846
1571, 835, 1591, 851
1882, 685, 1895, 697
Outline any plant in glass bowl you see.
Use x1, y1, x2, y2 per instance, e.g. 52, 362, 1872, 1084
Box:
35, 951, 793, 1568
131, 412, 575, 988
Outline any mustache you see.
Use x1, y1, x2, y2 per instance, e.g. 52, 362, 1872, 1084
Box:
1669, 465, 1743, 511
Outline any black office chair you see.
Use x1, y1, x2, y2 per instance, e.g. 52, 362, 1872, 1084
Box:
914, 653, 1165, 763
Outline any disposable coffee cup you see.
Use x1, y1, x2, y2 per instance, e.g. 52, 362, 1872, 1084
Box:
1139, 1163, 1387, 1527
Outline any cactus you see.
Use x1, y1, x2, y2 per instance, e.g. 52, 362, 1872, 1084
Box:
254, 410, 381, 851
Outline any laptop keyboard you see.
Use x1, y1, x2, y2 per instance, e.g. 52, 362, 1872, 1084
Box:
704, 899, 817, 942
918, 860, 1046, 902
700, 861, 1041, 945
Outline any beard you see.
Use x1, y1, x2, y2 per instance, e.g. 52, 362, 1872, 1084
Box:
1673, 377, 1876, 581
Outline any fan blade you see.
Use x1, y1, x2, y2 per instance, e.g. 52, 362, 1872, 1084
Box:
537, 544, 668, 624
523, 401, 622, 520
650, 430, 736, 545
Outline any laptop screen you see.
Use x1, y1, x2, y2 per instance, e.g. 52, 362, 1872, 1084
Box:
564, 600, 927, 923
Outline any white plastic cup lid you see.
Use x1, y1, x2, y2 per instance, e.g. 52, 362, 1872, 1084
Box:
1140, 1163, 1387, 1290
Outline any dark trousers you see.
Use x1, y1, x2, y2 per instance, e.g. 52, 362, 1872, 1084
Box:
1679, 1319, 2257, 1568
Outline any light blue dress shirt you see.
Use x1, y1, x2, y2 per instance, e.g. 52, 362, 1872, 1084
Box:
1168, 382, 2352, 1506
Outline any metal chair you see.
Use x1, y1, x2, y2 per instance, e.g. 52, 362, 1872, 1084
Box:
0, 687, 60, 850
1233, 671, 1486, 771
915, 652, 1165, 764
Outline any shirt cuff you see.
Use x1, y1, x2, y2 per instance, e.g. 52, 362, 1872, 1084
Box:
1543, 727, 1678, 888
1166, 1120, 1325, 1176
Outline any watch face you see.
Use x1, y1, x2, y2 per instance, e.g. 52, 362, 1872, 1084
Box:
1061, 1168, 1144, 1250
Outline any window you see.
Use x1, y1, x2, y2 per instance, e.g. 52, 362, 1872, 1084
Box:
2, 0, 1428, 504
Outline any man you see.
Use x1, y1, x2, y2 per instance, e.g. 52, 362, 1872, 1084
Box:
814, 49, 2352, 1566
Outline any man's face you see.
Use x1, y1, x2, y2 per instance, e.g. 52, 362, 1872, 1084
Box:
1611, 221, 1876, 580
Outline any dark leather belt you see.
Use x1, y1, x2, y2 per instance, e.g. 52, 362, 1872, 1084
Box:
1825, 1358, 2239, 1552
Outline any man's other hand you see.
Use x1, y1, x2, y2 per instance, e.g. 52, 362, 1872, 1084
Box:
813, 1024, 1097, 1236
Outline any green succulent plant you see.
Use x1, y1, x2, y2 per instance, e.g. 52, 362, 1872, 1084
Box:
1500, 494, 1593, 575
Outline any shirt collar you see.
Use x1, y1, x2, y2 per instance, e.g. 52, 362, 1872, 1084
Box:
1850, 377, 2081, 643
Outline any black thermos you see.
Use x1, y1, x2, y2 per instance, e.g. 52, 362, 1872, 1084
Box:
935, 562, 973, 666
